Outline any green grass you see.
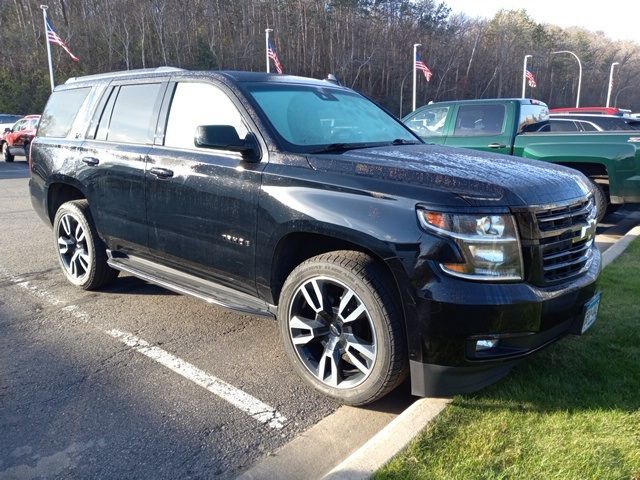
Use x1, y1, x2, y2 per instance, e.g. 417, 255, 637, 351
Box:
377, 240, 640, 480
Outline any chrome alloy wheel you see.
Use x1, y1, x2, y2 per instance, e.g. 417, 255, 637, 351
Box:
288, 276, 377, 389
57, 213, 92, 281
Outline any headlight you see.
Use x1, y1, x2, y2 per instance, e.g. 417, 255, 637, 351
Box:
417, 209, 524, 281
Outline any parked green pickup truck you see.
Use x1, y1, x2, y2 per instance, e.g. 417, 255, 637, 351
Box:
403, 99, 640, 213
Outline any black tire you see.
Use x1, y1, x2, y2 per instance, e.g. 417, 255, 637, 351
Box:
2, 142, 14, 162
278, 251, 408, 406
53, 200, 119, 290
589, 179, 608, 223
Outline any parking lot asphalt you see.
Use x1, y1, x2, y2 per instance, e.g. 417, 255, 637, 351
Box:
1, 159, 638, 480
0, 160, 338, 479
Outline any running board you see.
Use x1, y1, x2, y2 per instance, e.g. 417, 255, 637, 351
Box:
107, 253, 275, 318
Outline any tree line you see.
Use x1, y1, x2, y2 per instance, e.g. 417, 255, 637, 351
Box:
1, 0, 638, 116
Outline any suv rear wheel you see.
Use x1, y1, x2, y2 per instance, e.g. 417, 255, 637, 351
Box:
53, 200, 119, 290
278, 251, 407, 405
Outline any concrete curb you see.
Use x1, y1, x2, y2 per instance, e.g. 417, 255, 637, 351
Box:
601, 225, 640, 268
321, 398, 450, 480
320, 222, 640, 480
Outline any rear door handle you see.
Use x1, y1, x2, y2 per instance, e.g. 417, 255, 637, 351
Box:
149, 167, 174, 179
487, 143, 507, 149
82, 156, 99, 166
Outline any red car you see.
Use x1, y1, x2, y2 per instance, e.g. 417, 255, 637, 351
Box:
549, 106, 631, 117
1, 114, 40, 162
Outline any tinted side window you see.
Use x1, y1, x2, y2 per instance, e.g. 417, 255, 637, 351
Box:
164, 82, 248, 150
407, 107, 449, 137
577, 121, 598, 132
95, 88, 118, 141
107, 83, 163, 144
38, 87, 91, 138
518, 104, 549, 133
550, 120, 579, 132
454, 105, 505, 136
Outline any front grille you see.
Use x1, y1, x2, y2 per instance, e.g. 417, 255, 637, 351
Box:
531, 197, 596, 285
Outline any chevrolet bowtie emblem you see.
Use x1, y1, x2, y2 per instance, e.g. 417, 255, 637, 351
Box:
574, 219, 596, 243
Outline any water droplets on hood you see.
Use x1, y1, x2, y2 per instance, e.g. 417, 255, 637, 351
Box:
306, 144, 591, 207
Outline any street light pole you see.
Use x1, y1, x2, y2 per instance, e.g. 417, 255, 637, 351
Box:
522, 54, 532, 98
606, 62, 619, 108
412, 43, 421, 112
399, 69, 413, 118
552, 50, 582, 107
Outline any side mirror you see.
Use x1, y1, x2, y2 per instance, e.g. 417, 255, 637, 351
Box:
194, 125, 259, 161
3, 128, 10, 133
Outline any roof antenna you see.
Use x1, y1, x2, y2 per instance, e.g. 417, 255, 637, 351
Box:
325, 74, 341, 85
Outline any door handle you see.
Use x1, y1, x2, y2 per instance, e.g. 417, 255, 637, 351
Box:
149, 167, 174, 179
82, 156, 99, 166
487, 143, 507, 149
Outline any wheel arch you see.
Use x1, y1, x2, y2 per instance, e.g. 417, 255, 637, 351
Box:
47, 180, 87, 224
267, 231, 403, 311
555, 161, 608, 179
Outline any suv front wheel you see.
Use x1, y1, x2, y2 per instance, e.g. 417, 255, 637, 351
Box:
278, 251, 407, 405
53, 200, 119, 290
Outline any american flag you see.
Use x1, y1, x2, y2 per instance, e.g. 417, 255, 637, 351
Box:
46, 17, 79, 62
268, 40, 283, 74
526, 69, 537, 88
415, 54, 432, 82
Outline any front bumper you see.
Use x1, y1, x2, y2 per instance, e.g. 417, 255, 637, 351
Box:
408, 245, 601, 397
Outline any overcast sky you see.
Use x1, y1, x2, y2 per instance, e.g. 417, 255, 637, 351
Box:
443, 0, 637, 42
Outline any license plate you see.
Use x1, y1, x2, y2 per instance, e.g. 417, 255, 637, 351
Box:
581, 292, 601, 334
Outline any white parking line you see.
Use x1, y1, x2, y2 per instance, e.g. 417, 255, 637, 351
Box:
109, 329, 286, 428
0, 265, 287, 430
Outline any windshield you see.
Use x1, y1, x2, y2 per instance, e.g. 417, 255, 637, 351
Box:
244, 84, 418, 152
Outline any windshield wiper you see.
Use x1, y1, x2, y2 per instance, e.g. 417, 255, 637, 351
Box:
307, 143, 382, 154
389, 138, 421, 145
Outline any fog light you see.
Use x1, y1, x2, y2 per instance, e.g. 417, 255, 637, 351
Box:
476, 339, 498, 352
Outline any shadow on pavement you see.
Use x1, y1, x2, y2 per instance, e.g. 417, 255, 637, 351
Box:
0, 159, 29, 179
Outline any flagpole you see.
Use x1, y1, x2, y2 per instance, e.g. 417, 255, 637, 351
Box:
522, 55, 532, 98
41, 5, 55, 92
412, 43, 421, 112
265, 29, 272, 73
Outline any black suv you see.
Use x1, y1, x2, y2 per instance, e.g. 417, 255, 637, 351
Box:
30, 68, 601, 405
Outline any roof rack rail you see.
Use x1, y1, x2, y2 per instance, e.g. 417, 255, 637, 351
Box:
65, 66, 185, 84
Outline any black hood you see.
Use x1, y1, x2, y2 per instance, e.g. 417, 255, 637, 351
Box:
306, 144, 591, 207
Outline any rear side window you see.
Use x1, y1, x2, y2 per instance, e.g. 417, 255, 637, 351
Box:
550, 120, 579, 132
102, 83, 163, 144
454, 105, 505, 136
577, 121, 598, 132
38, 87, 91, 138
519, 104, 549, 133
